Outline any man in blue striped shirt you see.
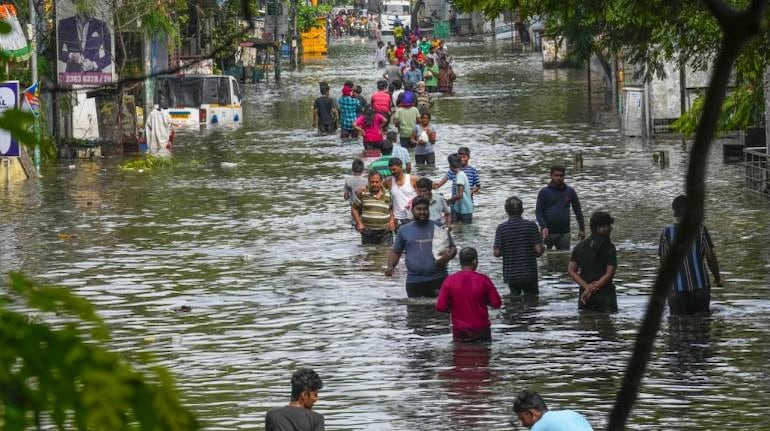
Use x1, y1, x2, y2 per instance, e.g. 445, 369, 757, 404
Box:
658, 195, 723, 315
337, 86, 361, 140
433, 147, 480, 201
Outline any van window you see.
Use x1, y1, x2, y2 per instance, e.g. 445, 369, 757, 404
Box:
218, 77, 231, 105
156, 76, 234, 107
384, 4, 409, 14
231, 78, 242, 104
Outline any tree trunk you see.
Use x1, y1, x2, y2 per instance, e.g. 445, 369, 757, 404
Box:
608, 0, 766, 428
763, 65, 770, 154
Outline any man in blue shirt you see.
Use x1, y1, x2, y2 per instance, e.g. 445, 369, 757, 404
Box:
446, 153, 474, 224
385, 196, 457, 297
535, 165, 585, 250
513, 389, 593, 431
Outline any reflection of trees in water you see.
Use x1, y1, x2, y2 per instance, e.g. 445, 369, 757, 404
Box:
667, 315, 712, 376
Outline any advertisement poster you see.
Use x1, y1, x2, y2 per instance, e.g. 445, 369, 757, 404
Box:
0, 81, 20, 157
56, 0, 115, 87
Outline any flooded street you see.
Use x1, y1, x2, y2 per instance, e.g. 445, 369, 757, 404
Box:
2, 38, 770, 429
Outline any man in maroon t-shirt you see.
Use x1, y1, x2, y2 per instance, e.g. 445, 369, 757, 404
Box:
436, 247, 502, 341
370, 80, 393, 119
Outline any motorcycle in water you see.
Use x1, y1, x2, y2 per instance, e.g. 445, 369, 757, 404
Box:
355, 19, 369, 37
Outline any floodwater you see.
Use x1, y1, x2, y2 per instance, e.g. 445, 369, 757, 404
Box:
2, 37, 770, 430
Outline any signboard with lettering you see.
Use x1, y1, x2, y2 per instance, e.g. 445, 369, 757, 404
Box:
56, 0, 116, 87
267, 1, 283, 16
0, 80, 20, 157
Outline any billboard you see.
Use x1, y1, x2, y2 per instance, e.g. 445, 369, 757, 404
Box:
0, 81, 20, 157
56, 0, 115, 87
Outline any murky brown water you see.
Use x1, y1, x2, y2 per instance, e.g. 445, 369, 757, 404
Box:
2, 37, 770, 430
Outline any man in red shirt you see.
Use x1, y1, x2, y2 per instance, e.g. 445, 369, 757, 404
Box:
436, 247, 502, 342
370, 80, 393, 120
395, 42, 406, 63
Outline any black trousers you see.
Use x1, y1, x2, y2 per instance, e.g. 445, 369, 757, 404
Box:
406, 276, 446, 298
508, 279, 539, 296
361, 228, 392, 245
668, 289, 710, 315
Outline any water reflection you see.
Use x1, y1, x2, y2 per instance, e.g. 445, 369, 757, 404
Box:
437, 341, 495, 428
1, 37, 769, 429
667, 315, 713, 375
405, 301, 448, 338
578, 312, 618, 342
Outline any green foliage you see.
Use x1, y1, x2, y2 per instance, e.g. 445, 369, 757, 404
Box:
0, 272, 199, 430
296, 2, 330, 33
0, 110, 35, 146
673, 84, 764, 136
455, 0, 770, 133
120, 155, 179, 171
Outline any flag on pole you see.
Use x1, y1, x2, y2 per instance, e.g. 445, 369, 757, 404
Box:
0, 5, 31, 61
22, 81, 40, 117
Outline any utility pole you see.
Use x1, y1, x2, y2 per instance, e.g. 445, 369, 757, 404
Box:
288, 0, 296, 68
28, 0, 40, 175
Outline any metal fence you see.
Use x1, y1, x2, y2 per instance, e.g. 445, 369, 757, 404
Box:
743, 147, 770, 196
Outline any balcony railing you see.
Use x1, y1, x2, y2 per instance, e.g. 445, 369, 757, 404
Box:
743, 146, 770, 196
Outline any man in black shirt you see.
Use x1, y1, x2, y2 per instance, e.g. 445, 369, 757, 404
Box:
265, 368, 325, 431
312, 83, 337, 135
535, 165, 585, 250
567, 211, 618, 313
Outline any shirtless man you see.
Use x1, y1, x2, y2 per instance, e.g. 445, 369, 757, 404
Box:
383, 158, 418, 230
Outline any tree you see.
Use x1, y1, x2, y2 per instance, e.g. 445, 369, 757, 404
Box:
610, 0, 766, 428
0, 272, 199, 430
452, 0, 770, 135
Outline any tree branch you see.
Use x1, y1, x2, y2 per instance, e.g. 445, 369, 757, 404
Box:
606, 0, 766, 429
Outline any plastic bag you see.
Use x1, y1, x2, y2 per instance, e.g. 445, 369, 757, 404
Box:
419, 130, 430, 144
432, 224, 450, 260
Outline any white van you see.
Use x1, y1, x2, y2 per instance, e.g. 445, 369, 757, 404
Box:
154, 75, 243, 127
380, 0, 411, 35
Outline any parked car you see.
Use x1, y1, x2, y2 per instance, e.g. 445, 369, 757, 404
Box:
494, 24, 515, 40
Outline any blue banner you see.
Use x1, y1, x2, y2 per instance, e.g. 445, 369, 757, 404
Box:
0, 80, 20, 157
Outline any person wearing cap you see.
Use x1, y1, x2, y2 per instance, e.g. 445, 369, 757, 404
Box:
512, 389, 593, 430
392, 91, 421, 150
337, 85, 361, 141
568, 211, 618, 313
